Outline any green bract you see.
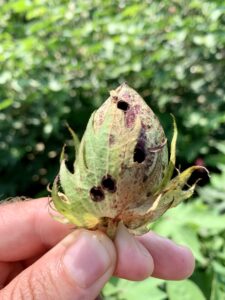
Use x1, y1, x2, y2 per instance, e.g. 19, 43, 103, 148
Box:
51, 83, 205, 238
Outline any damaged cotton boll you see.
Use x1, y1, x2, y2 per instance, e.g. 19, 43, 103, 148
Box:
50, 83, 207, 239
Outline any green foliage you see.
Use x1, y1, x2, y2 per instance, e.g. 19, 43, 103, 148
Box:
167, 280, 206, 300
104, 277, 165, 300
0, 0, 225, 197
198, 164, 225, 213
0, 0, 225, 299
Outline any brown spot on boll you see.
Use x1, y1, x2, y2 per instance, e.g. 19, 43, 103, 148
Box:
110, 90, 118, 102
109, 134, 115, 145
97, 111, 105, 126
125, 104, 141, 128
125, 111, 136, 128
143, 174, 148, 182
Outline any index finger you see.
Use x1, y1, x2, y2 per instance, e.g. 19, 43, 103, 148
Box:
0, 198, 72, 261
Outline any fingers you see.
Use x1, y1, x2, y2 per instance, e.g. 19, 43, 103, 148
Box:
0, 198, 195, 284
137, 231, 195, 280
113, 226, 194, 281
114, 224, 154, 280
1, 230, 116, 300
0, 198, 71, 261
0, 262, 23, 289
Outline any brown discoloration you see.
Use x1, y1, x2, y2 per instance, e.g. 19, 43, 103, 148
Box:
143, 174, 148, 182
134, 104, 141, 113
110, 90, 118, 102
125, 110, 136, 128
125, 104, 141, 128
109, 134, 115, 145
97, 111, 104, 127
146, 152, 155, 167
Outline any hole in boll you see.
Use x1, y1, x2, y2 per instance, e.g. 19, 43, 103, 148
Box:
117, 101, 130, 111
101, 175, 117, 193
133, 146, 146, 163
90, 186, 105, 202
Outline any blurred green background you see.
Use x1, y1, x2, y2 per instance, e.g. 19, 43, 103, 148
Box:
0, 0, 224, 299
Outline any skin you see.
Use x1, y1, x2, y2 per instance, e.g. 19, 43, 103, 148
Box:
0, 197, 195, 300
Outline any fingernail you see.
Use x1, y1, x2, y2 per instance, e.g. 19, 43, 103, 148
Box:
63, 231, 112, 288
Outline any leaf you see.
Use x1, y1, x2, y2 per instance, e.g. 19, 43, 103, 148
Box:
153, 201, 225, 234
167, 280, 206, 300
210, 274, 225, 300
171, 225, 207, 264
103, 277, 166, 300
0, 99, 13, 110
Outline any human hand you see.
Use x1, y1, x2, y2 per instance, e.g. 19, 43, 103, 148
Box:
0, 198, 194, 300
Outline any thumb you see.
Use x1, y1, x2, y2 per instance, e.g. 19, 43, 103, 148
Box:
2, 229, 116, 300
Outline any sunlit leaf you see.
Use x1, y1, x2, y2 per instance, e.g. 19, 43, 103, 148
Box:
167, 280, 206, 300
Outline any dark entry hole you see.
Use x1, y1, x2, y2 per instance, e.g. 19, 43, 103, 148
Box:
117, 101, 129, 111
133, 146, 146, 163
90, 186, 105, 202
101, 175, 117, 193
